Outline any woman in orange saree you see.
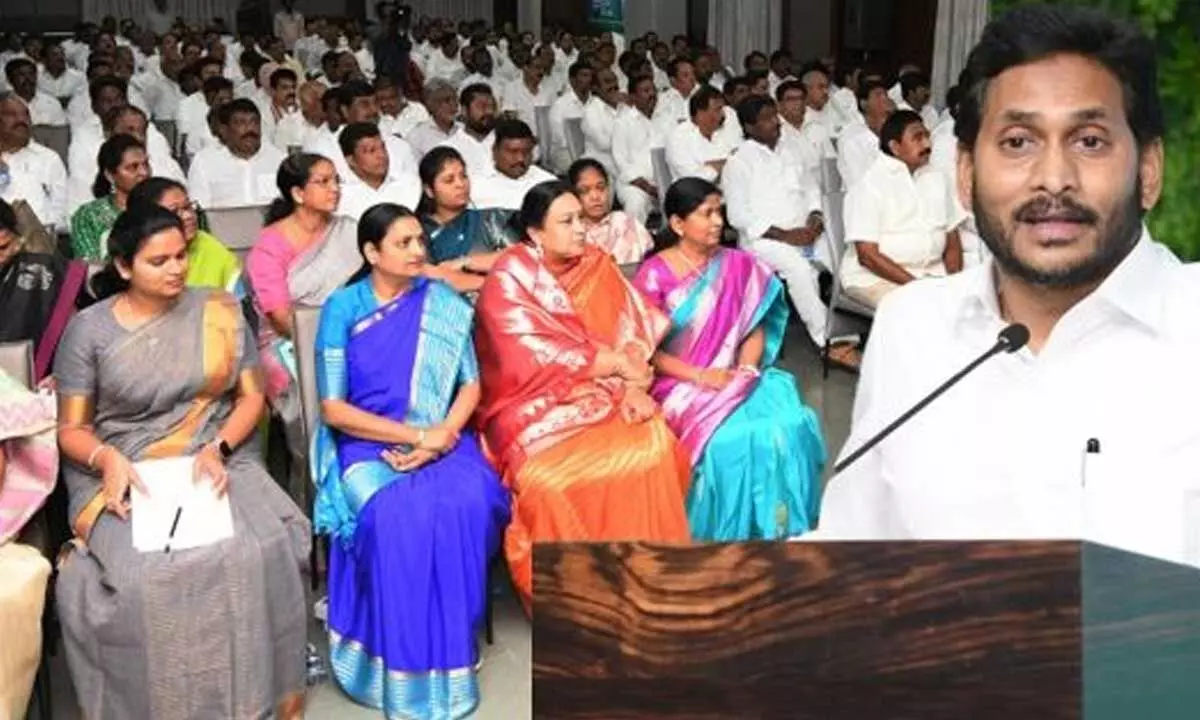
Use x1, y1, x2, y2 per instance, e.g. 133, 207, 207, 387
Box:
475, 180, 692, 611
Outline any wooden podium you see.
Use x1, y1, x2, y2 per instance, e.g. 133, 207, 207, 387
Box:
532, 541, 1200, 719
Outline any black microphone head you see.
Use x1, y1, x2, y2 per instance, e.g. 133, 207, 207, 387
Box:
998, 323, 1031, 353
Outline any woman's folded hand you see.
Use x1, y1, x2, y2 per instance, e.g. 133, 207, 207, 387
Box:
619, 388, 658, 424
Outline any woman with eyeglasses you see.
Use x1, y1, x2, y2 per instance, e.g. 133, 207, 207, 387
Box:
245, 153, 362, 504
127, 177, 243, 296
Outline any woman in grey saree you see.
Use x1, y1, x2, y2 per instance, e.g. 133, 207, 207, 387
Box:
245, 154, 363, 503
54, 206, 311, 719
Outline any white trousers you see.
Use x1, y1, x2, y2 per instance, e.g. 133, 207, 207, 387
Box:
616, 183, 656, 226
748, 236, 834, 348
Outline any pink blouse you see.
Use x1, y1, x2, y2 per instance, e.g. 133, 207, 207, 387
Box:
584, 211, 654, 265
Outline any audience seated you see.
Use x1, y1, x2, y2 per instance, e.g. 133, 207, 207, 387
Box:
775, 80, 825, 183
474, 180, 692, 611
187, 98, 286, 208
374, 75, 430, 139
0, 94, 68, 231
183, 74, 232, 156
799, 63, 848, 139
312, 203, 510, 718
37, 42, 87, 103
469, 118, 554, 211
404, 78, 460, 158
440, 83, 497, 178
6, 57, 67, 127
304, 80, 419, 189
840, 110, 966, 308
53, 204, 310, 719
70, 133, 150, 261
611, 73, 665, 225
896, 71, 939, 132
260, 67, 304, 150
653, 56, 696, 132
568, 158, 652, 264
838, 79, 895, 190
634, 177, 826, 540
665, 85, 735, 184
417, 146, 516, 294
336, 122, 422, 221
127, 176, 242, 294
546, 61, 593, 174
0, 365, 56, 720
581, 66, 622, 175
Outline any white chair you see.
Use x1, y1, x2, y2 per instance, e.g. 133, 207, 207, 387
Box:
32, 126, 69, 166
564, 117, 585, 163
533, 105, 553, 151
0, 340, 33, 388
820, 190, 873, 377
650, 147, 672, 207
205, 205, 268, 260
820, 157, 844, 194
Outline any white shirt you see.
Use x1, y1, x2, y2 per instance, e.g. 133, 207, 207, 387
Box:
261, 105, 305, 151
337, 169, 422, 221
62, 40, 90, 72
304, 127, 419, 191
187, 142, 286, 209
424, 51, 467, 85
898, 100, 941, 133
546, 90, 589, 174
664, 121, 735, 184
150, 78, 185, 121
66, 118, 182, 215
274, 11, 306, 50
438, 127, 495, 179
804, 102, 847, 139
381, 102, 432, 140
829, 86, 862, 127
768, 71, 796, 97
354, 47, 376, 81
499, 78, 554, 132
840, 154, 968, 289
837, 120, 882, 191
930, 117, 958, 178
779, 120, 824, 182
715, 105, 744, 153
176, 92, 209, 138
816, 234, 1200, 570
406, 120, 459, 159
37, 66, 85, 102
580, 97, 620, 175
470, 164, 556, 210
651, 65, 671, 93
458, 73, 497, 96
19, 92, 68, 126
724, 138, 821, 246
0, 140, 68, 229
652, 86, 691, 134
611, 106, 666, 188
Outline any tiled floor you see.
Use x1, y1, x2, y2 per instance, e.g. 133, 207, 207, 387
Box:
36, 330, 859, 720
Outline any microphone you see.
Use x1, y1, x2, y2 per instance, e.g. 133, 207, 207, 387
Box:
833, 323, 1030, 475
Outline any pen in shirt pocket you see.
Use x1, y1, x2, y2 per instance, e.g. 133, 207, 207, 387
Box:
1081, 438, 1101, 487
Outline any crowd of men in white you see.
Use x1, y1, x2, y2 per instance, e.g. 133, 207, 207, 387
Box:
0, 8, 970, 364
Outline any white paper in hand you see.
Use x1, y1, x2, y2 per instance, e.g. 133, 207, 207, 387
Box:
130, 456, 235, 553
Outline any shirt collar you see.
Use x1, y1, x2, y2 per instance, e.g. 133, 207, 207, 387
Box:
957, 226, 1175, 334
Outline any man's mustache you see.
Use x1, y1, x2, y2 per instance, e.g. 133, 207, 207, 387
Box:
1015, 194, 1099, 224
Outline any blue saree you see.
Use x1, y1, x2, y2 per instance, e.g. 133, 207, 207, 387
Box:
311, 276, 511, 720
420, 208, 517, 265
634, 249, 827, 541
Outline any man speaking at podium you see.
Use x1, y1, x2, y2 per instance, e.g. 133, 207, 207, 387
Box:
816, 5, 1200, 569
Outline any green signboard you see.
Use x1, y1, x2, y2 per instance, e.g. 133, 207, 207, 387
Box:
589, 0, 624, 32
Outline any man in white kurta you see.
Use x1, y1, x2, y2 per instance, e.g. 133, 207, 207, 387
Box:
187, 100, 286, 209
775, 80, 826, 186
498, 54, 555, 134
546, 63, 593, 175
438, 84, 497, 179
470, 119, 554, 210
611, 74, 666, 225
664, 86, 736, 184
303, 81, 419, 188
895, 72, 941, 132
37, 45, 86, 103
580, 68, 621, 175
404, 80, 459, 158
0, 96, 68, 230
839, 110, 966, 308
5, 60, 67, 127
816, 8, 1200, 571
335, 122, 422, 221
652, 57, 698, 135
837, 80, 895, 190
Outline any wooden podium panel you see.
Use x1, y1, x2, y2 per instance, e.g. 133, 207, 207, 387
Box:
532, 541, 1200, 719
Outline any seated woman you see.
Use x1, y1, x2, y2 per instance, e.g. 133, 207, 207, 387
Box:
69, 133, 150, 262
0, 199, 88, 379
127, 177, 243, 295
475, 180, 692, 612
246, 153, 362, 502
633, 178, 826, 541
568, 158, 653, 265
53, 205, 311, 719
0, 368, 57, 719
416, 146, 517, 294
312, 203, 510, 719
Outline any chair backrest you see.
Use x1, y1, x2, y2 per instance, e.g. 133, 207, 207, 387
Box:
0, 341, 34, 389
292, 305, 322, 445
650, 147, 672, 206
205, 205, 268, 258
822, 190, 847, 273
564, 117, 585, 162
533, 105, 553, 149
820, 157, 843, 194
32, 125, 70, 165
619, 262, 640, 280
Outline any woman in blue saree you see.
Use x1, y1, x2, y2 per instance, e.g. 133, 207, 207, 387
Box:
416, 146, 518, 295
634, 178, 827, 541
312, 203, 511, 719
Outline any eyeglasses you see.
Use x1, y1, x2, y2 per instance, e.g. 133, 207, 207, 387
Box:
167, 200, 201, 218
307, 176, 342, 190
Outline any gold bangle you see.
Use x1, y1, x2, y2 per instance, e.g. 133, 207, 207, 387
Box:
87, 444, 110, 470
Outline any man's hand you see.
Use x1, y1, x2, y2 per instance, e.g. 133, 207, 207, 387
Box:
632, 178, 660, 202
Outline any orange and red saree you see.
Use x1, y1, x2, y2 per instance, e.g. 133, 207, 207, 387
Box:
475, 244, 692, 610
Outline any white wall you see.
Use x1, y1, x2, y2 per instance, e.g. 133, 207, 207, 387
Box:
623, 0, 689, 43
